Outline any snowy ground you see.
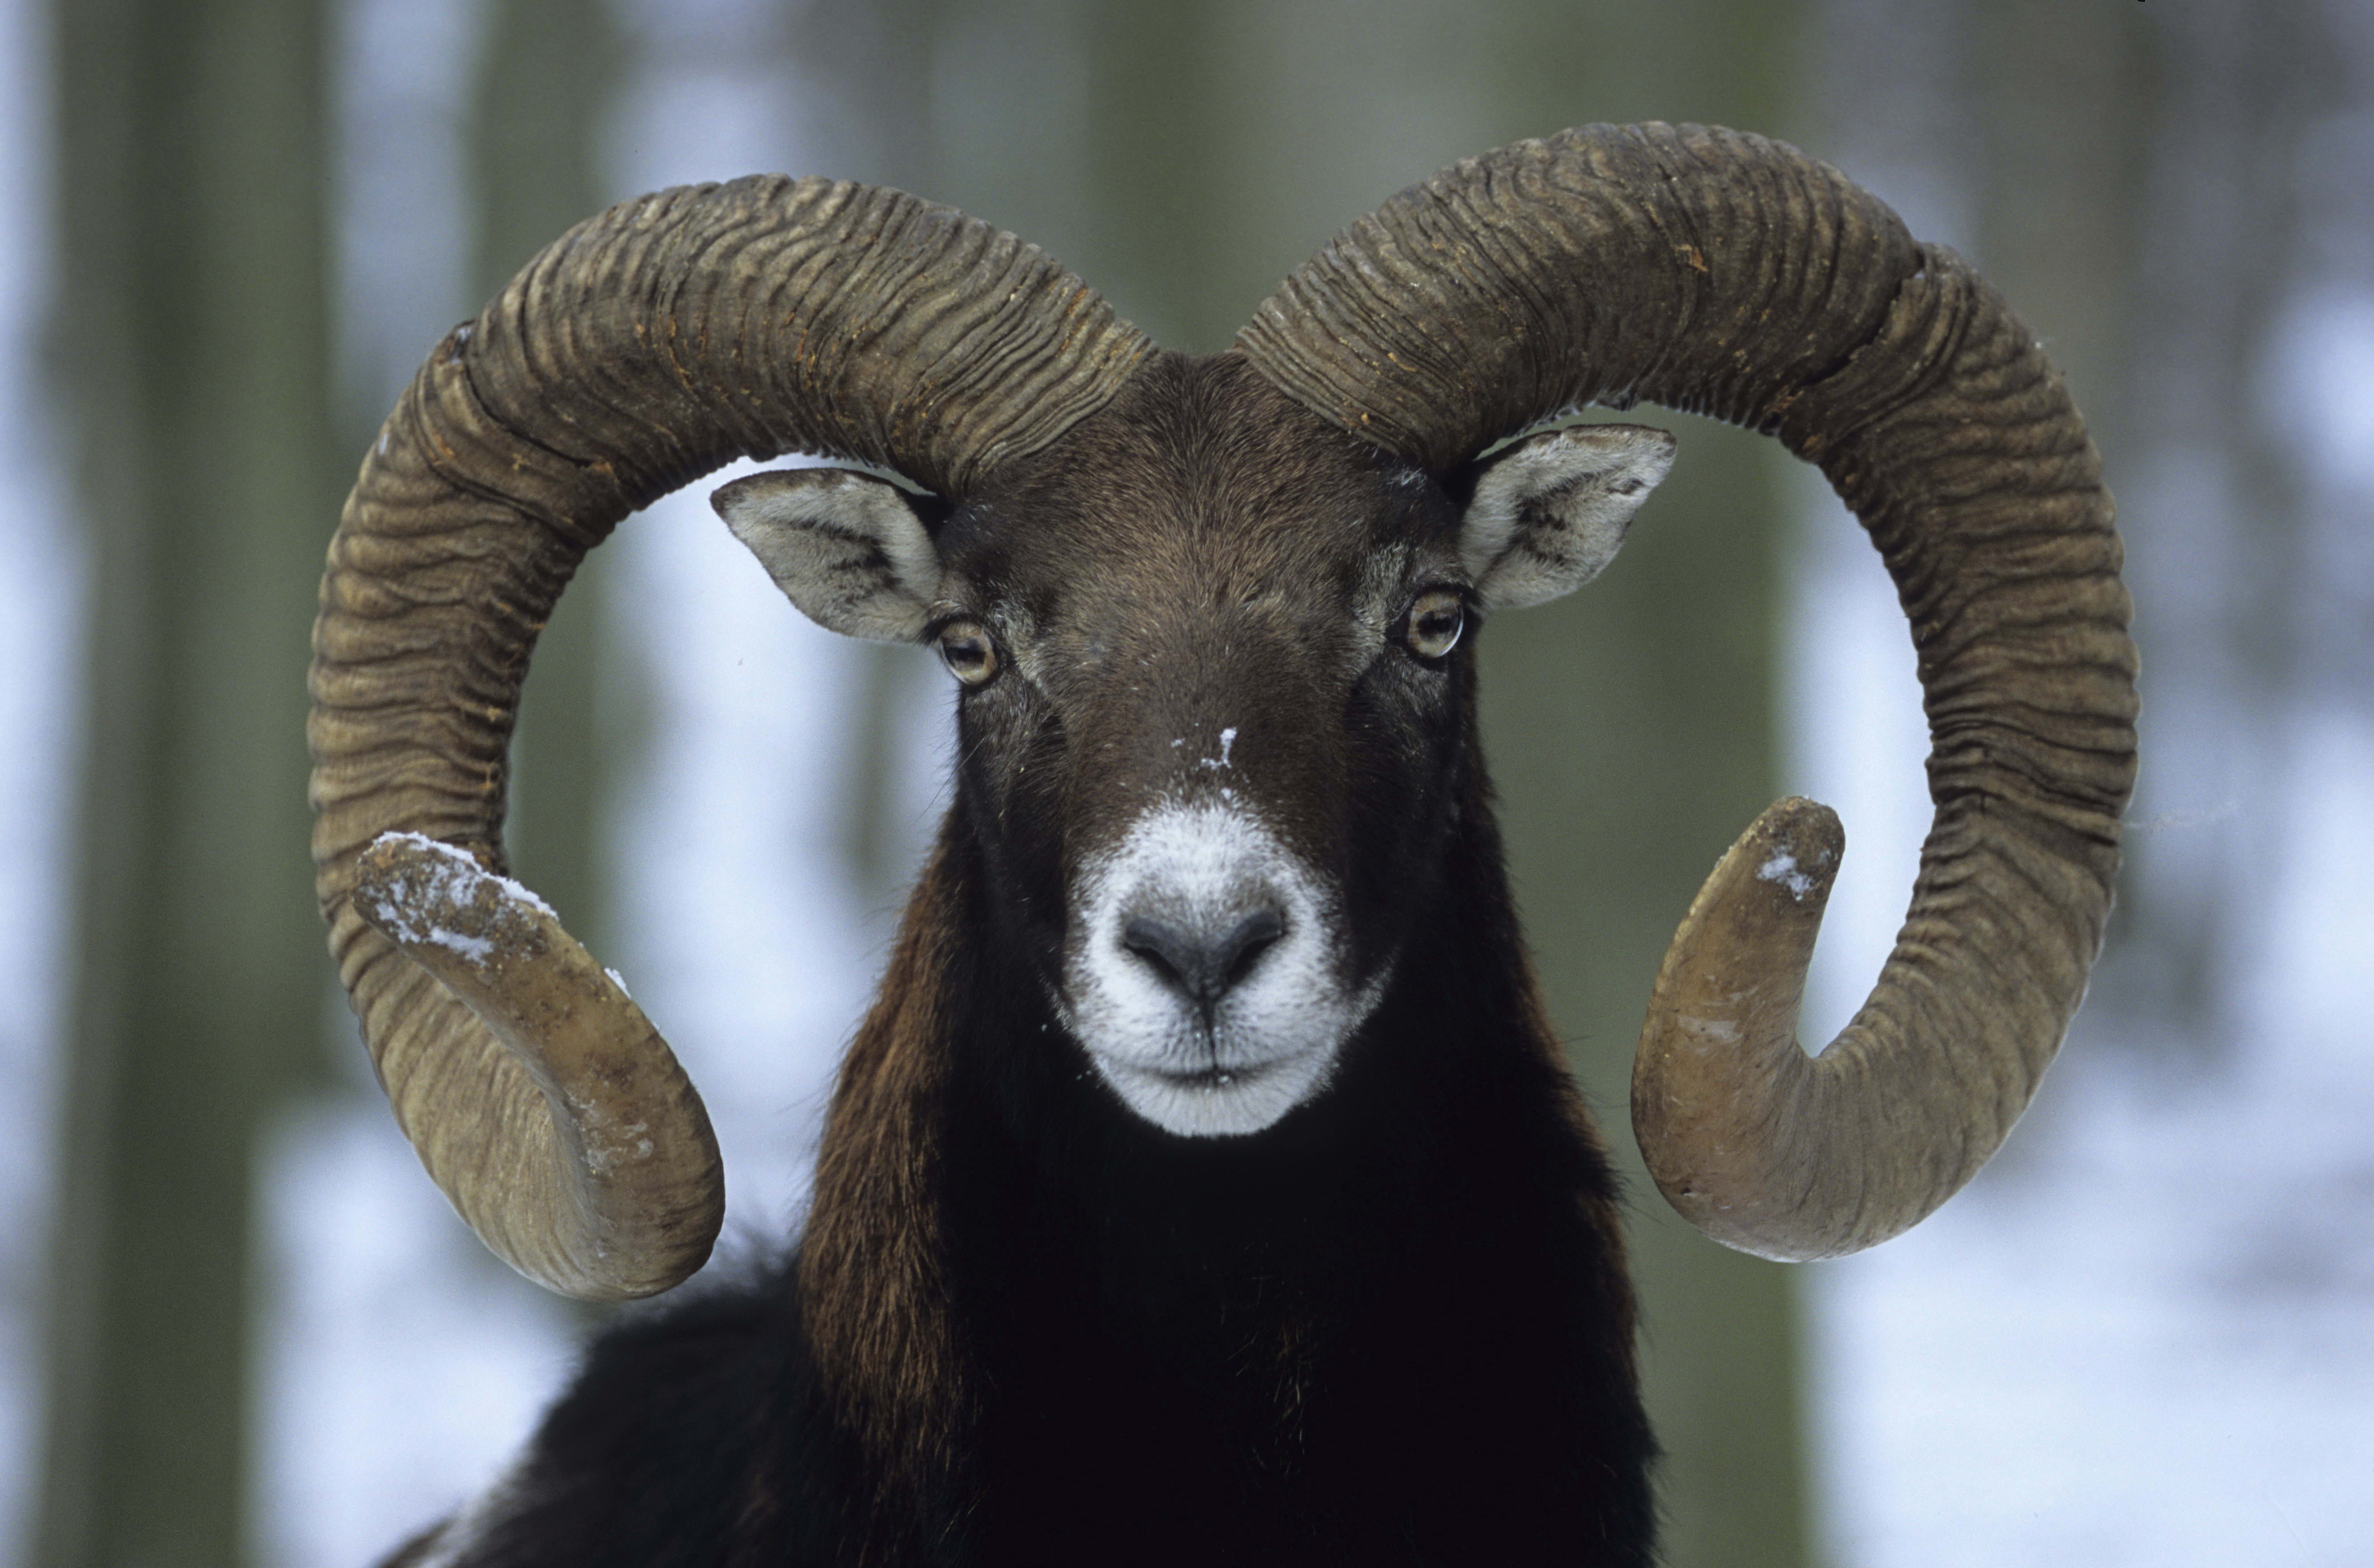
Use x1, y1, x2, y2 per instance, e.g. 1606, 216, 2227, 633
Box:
1813, 1026, 2374, 1567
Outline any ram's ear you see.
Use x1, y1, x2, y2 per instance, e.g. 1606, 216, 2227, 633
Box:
711, 468, 946, 641
1457, 423, 1676, 611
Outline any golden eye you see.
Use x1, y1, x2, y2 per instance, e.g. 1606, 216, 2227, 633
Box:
1404, 589, 1465, 661
936, 620, 1001, 688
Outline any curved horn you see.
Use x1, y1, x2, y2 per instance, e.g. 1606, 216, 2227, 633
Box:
1237, 123, 2137, 1260
311, 176, 1154, 1298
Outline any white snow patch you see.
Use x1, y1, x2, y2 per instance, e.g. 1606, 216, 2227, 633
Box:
1757, 850, 1817, 900
371, 830, 558, 920
425, 928, 492, 963
1779, 462, 1927, 1046
1810, 1008, 2374, 1568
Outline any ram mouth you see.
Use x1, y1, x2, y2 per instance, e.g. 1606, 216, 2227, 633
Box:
1152, 1061, 1275, 1092
1082, 1043, 1341, 1139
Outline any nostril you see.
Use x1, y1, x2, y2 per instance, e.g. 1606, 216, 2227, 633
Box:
1121, 914, 1202, 999
1121, 913, 1183, 969
1218, 908, 1283, 988
1120, 905, 1287, 1013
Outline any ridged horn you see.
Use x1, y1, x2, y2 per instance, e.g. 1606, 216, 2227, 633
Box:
1238, 122, 2137, 1260
310, 176, 1154, 1299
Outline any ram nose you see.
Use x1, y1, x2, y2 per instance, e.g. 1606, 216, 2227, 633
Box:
1120, 904, 1286, 1023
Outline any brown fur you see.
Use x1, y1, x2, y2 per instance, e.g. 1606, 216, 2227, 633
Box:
798, 838, 971, 1539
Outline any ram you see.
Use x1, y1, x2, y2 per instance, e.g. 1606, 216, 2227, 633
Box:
310, 122, 2137, 1565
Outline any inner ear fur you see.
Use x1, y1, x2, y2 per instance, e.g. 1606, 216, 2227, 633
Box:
712, 467, 947, 642
1458, 423, 1677, 611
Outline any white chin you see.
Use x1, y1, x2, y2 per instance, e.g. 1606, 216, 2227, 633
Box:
1088, 1048, 1338, 1138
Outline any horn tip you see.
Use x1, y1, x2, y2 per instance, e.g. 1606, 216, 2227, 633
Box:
1632, 798, 1848, 1252
1736, 796, 1844, 914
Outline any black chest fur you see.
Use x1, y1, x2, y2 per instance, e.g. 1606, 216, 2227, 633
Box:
952, 1129, 1651, 1562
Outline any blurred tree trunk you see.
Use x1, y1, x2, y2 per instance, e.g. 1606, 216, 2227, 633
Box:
472, 0, 622, 955
1965, 0, 2156, 466
1960, 0, 2289, 1068
1076, 0, 1237, 351
1473, 10, 1813, 1565
31, 0, 337, 1562
790, 0, 954, 917
1484, 420, 1809, 1568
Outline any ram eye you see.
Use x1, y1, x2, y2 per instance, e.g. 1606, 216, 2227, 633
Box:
1403, 589, 1466, 661
935, 620, 1001, 688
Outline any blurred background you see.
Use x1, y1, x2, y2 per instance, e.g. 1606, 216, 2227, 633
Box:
0, 0, 2368, 1563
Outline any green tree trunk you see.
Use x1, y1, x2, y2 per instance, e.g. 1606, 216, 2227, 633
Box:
1474, 12, 1813, 1565
30, 0, 337, 1562
471, 0, 622, 952
1481, 410, 1810, 1568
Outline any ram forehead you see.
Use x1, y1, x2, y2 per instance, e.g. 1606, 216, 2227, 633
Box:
954, 364, 1439, 575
